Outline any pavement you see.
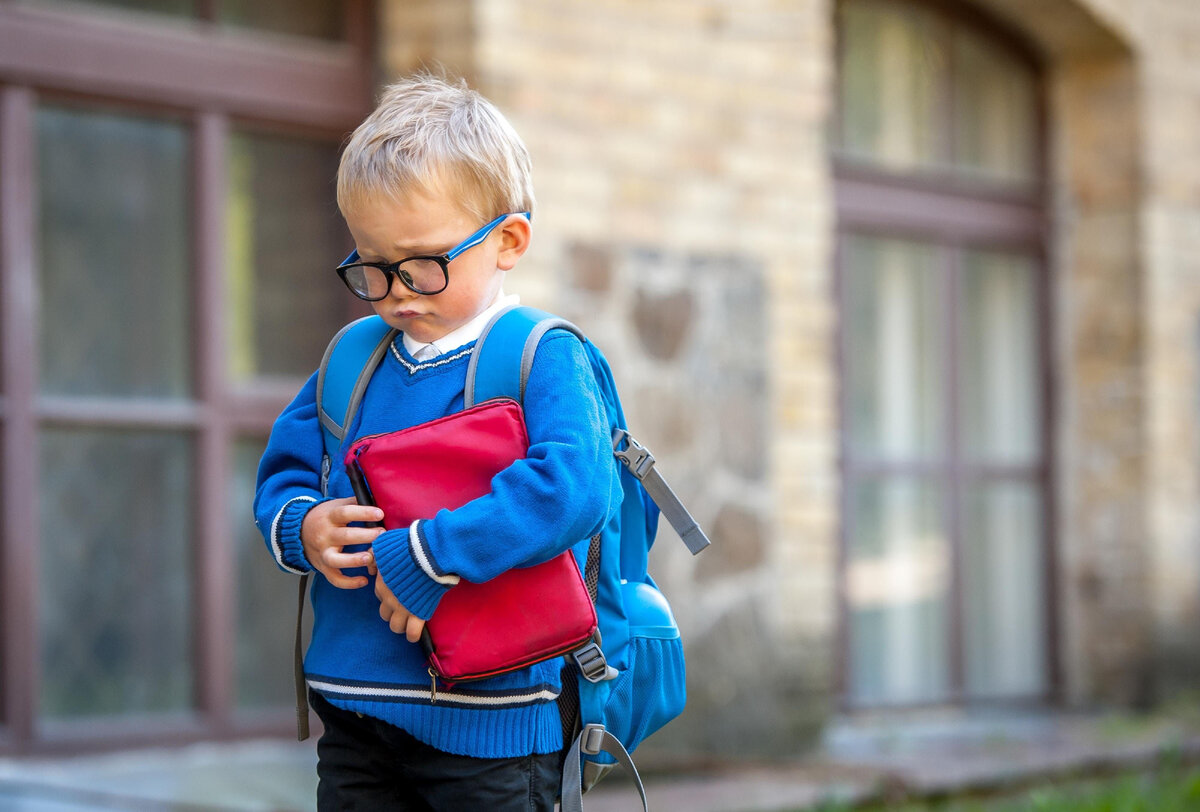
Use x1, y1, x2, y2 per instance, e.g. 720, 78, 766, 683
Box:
1, 708, 1198, 811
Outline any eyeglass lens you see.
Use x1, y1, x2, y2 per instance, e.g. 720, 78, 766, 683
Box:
343, 258, 447, 299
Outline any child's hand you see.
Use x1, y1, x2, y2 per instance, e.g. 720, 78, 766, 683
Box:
300, 497, 383, 589
375, 576, 426, 643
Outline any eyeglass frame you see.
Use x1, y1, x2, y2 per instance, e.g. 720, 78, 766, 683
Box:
335, 211, 531, 300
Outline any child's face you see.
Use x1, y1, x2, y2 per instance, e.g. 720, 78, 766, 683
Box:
341, 189, 528, 344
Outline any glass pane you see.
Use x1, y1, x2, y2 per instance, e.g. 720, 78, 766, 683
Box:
963, 481, 1046, 698
219, 0, 344, 40
844, 235, 944, 460
227, 131, 348, 384
39, 429, 193, 719
846, 478, 949, 705
838, 0, 948, 171
953, 28, 1038, 184
37, 106, 191, 398
961, 250, 1040, 464
233, 437, 304, 709
16, 0, 194, 15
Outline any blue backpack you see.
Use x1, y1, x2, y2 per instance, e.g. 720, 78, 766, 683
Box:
309, 305, 710, 809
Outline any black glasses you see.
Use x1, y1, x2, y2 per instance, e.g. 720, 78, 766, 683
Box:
336, 212, 529, 300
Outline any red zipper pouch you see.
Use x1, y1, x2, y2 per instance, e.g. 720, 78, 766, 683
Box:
344, 398, 598, 686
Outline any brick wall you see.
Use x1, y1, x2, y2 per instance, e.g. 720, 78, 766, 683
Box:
1130, 0, 1200, 698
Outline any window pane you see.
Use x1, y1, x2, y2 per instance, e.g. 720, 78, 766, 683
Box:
227, 131, 348, 384
37, 106, 191, 398
961, 250, 1040, 464
232, 437, 305, 710
39, 429, 193, 718
963, 482, 1046, 698
953, 28, 1038, 184
17, 0, 195, 15
838, 0, 948, 172
846, 478, 949, 705
219, 0, 344, 40
844, 235, 944, 460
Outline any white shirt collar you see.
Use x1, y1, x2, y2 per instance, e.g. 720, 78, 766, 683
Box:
401, 292, 521, 360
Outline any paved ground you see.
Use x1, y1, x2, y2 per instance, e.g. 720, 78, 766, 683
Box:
1, 709, 1197, 811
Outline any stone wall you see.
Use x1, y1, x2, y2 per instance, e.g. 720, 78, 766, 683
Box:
1053, 55, 1149, 706
1133, 0, 1200, 699
1039, 0, 1200, 706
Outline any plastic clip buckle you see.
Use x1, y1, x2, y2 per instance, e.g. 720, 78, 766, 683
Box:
581, 724, 607, 756
572, 640, 614, 684
612, 429, 656, 481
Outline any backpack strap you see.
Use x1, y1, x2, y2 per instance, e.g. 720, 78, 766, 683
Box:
561, 725, 648, 812
614, 429, 710, 555
465, 305, 582, 408
294, 572, 311, 741
316, 315, 397, 483
295, 315, 396, 741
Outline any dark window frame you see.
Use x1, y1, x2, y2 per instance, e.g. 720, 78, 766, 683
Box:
833, 0, 1059, 710
0, 0, 372, 754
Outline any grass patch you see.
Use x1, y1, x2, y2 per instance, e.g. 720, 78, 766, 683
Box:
807, 761, 1200, 812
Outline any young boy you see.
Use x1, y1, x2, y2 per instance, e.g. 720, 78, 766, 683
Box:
253, 75, 621, 810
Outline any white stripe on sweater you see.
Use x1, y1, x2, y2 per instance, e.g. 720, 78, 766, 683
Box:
306, 678, 558, 707
270, 496, 316, 575
409, 520, 461, 586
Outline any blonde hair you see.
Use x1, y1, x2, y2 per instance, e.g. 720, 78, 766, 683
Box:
337, 74, 534, 222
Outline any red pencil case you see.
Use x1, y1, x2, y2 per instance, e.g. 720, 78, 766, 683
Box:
345, 399, 598, 685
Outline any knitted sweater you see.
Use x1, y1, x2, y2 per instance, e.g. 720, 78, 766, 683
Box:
253, 328, 621, 758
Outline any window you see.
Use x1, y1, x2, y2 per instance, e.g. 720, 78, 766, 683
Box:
0, 0, 369, 752
834, 0, 1051, 707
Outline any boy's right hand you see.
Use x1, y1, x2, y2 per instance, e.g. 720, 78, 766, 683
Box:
300, 497, 384, 589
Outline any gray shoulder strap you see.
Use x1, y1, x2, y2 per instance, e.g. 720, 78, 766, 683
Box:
560, 724, 648, 812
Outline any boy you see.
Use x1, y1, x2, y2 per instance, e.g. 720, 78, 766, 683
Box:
254, 75, 621, 810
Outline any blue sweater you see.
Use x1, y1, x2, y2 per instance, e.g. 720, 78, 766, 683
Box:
253, 329, 621, 758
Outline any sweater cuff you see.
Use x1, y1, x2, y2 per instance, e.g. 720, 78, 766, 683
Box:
271, 496, 327, 574
373, 520, 454, 620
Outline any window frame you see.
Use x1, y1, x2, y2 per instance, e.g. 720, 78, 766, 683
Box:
0, 0, 371, 754
832, 0, 1059, 710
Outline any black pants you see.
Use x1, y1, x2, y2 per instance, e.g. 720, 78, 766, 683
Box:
310, 691, 561, 811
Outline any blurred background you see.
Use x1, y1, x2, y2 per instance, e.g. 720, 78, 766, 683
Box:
1, 0, 1199, 808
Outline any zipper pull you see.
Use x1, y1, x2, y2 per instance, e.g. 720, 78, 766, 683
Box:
428, 667, 438, 704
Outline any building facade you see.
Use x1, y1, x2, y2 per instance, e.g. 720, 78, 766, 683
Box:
1, 0, 1198, 758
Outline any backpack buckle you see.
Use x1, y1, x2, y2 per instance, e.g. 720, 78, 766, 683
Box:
572, 639, 617, 683
612, 429, 656, 481
581, 723, 608, 756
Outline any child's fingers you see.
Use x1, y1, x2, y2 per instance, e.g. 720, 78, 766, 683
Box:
331, 501, 385, 526
319, 546, 374, 572
335, 526, 384, 547
320, 567, 369, 590
386, 610, 408, 635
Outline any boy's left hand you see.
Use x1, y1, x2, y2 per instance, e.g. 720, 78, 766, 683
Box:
374, 572, 426, 643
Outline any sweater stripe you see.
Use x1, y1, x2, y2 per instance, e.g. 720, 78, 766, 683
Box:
307, 676, 558, 709
270, 496, 315, 574
410, 520, 460, 585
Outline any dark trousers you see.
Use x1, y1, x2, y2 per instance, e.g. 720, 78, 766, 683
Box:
310, 691, 561, 811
